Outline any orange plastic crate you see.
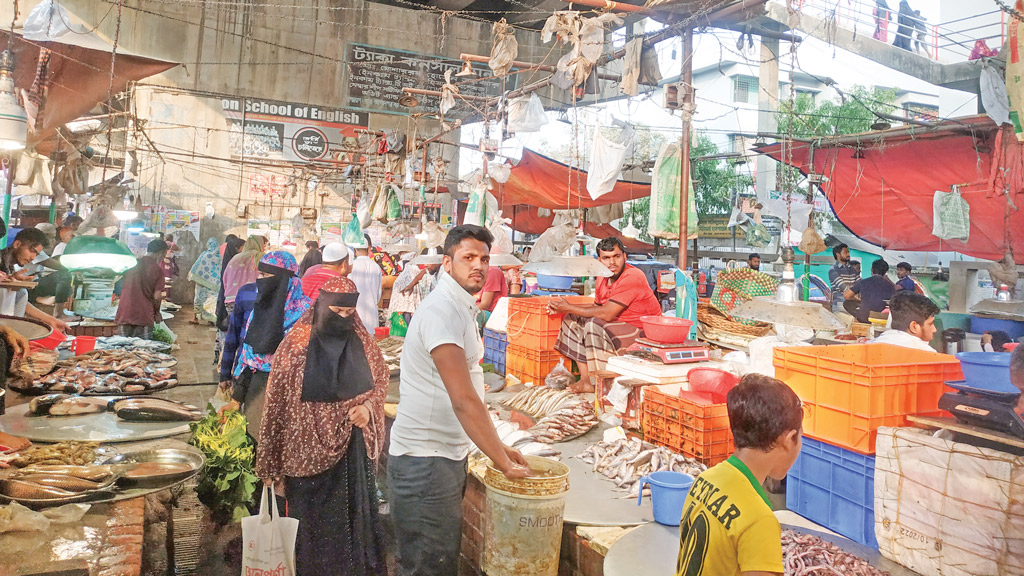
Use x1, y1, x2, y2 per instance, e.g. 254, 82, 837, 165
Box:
643, 388, 734, 466
773, 343, 963, 454
506, 296, 593, 349
505, 344, 568, 385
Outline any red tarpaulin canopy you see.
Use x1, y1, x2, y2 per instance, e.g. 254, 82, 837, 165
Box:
758, 116, 1023, 260
493, 149, 651, 210
4, 32, 177, 149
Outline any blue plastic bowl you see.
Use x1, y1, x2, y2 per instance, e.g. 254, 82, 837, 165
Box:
536, 274, 575, 291
955, 352, 1013, 391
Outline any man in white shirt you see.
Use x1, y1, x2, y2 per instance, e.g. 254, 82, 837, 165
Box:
389, 225, 529, 576
349, 233, 382, 333
871, 291, 939, 352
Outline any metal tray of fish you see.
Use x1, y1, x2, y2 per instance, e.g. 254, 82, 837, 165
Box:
0, 464, 121, 506
102, 447, 205, 488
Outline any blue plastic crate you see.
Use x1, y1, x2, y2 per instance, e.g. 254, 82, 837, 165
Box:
483, 347, 506, 376
786, 436, 877, 549
482, 328, 508, 354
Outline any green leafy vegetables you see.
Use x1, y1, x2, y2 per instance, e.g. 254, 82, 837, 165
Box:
188, 404, 258, 523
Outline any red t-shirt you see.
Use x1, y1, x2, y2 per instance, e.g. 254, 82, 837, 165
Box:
301, 268, 342, 300
596, 264, 662, 328
476, 266, 509, 312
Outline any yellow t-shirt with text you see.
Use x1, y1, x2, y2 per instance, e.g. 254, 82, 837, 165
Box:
675, 456, 783, 576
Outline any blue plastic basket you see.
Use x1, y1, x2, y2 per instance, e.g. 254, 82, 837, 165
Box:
482, 328, 508, 376
786, 436, 877, 549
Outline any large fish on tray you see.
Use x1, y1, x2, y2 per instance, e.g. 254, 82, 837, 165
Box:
111, 398, 202, 422
28, 394, 112, 416
0, 478, 79, 500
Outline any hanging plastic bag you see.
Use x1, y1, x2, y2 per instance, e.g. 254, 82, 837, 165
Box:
544, 360, 575, 390
464, 182, 489, 227
798, 213, 827, 254
389, 312, 409, 338
932, 188, 970, 242
356, 196, 373, 229
506, 94, 548, 133
586, 124, 628, 200
649, 140, 698, 240
387, 189, 402, 221
489, 162, 511, 183
529, 222, 577, 262
489, 19, 518, 76
342, 214, 364, 246
371, 184, 389, 223
241, 484, 298, 576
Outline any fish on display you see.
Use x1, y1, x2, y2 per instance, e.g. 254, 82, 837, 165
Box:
0, 478, 79, 500
28, 394, 113, 416
111, 398, 203, 422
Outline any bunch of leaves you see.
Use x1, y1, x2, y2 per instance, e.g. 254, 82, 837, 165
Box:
151, 325, 174, 344
188, 403, 258, 524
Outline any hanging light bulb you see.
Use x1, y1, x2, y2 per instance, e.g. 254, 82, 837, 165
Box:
455, 60, 476, 78
0, 49, 26, 151
621, 215, 640, 239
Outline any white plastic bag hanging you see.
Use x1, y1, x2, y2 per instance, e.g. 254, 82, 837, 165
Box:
464, 182, 490, 227
586, 124, 628, 200
241, 484, 298, 576
506, 94, 548, 133
489, 19, 518, 76
932, 188, 970, 242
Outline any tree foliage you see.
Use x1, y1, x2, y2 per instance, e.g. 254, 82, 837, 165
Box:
776, 85, 899, 139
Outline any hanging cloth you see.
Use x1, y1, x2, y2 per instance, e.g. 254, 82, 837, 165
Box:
301, 290, 374, 402
586, 124, 629, 200
621, 38, 643, 97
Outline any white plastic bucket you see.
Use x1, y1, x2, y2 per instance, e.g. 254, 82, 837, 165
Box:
482, 455, 570, 576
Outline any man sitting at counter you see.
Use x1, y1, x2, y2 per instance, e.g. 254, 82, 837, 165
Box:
549, 237, 662, 393
0, 228, 68, 333
870, 291, 938, 352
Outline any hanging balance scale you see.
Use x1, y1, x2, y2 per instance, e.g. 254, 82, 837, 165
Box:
938, 381, 1024, 440
626, 339, 710, 364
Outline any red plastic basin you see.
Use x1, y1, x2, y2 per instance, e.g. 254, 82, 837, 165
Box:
686, 368, 739, 401
31, 330, 65, 351
640, 315, 694, 344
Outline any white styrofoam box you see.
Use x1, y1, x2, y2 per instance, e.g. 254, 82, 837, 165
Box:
485, 297, 510, 332
874, 426, 1024, 576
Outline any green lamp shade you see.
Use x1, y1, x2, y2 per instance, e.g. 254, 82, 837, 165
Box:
61, 236, 138, 273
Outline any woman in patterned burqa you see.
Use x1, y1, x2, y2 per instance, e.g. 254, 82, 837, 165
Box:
255, 276, 388, 575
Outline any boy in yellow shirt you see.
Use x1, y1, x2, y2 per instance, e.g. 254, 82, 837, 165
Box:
676, 374, 803, 576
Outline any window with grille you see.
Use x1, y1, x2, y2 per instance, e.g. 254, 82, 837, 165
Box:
733, 76, 757, 104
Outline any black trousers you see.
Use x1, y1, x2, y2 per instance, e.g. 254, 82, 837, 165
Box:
388, 455, 467, 576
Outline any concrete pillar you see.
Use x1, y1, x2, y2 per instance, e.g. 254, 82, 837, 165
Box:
756, 36, 779, 203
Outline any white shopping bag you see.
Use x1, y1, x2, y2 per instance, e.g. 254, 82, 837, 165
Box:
241, 484, 298, 576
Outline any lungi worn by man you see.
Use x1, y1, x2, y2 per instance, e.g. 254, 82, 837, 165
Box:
550, 237, 662, 393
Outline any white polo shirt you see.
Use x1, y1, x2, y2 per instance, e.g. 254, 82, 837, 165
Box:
389, 271, 484, 461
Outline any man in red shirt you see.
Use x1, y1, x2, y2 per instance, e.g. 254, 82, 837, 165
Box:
300, 242, 351, 300
476, 264, 509, 312
550, 237, 662, 392
115, 239, 167, 339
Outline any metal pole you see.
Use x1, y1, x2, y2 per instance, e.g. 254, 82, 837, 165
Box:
2, 158, 12, 248
677, 28, 693, 271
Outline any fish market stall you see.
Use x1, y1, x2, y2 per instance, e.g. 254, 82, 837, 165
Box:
0, 439, 204, 576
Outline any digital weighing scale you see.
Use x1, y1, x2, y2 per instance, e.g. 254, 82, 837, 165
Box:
938, 381, 1024, 440
626, 339, 710, 364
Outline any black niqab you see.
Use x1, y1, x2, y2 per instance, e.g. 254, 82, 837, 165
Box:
243, 262, 294, 354
301, 291, 374, 403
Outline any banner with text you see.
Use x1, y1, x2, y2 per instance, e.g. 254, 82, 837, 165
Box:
221, 98, 368, 164
345, 43, 512, 116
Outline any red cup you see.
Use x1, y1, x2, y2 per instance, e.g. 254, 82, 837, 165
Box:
72, 335, 97, 355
